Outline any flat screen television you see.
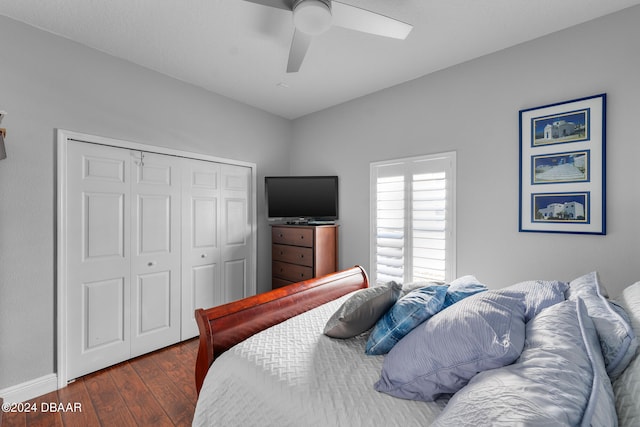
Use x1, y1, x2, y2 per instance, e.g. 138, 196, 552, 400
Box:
265, 176, 338, 223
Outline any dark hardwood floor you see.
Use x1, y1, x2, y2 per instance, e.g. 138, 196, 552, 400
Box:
2, 338, 199, 427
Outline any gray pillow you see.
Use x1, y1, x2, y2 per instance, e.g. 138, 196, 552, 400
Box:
374, 289, 526, 401
323, 281, 402, 338
568, 272, 638, 379
612, 281, 640, 425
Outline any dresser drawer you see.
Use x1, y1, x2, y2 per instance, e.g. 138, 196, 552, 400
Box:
272, 227, 313, 247
272, 261, 314, 283
272, 244, 313, 267
272, 277, 293, 289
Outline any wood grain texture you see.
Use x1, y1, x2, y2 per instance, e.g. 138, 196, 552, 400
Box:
1, 339, 198, 427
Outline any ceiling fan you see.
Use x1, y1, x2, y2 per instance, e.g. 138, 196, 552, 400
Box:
242, 0, 413, 73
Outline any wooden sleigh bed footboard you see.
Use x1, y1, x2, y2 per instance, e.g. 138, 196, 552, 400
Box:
194, 265, 369, 393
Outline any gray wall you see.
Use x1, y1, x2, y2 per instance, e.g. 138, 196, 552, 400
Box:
0, 15, 291, 389
291, 6, 640, 294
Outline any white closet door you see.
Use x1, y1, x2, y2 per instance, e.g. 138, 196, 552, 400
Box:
59, 131, 256, 382
181, 159, 222, 339
220, 164, 253, 303
66, 141, 132, 379
130, 152, 182, 357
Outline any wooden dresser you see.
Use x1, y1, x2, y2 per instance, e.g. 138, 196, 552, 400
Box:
271, 224, 338, 289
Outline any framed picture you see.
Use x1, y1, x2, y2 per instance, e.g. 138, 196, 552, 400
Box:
531, 150, 590, 184
519, 94, 606, 234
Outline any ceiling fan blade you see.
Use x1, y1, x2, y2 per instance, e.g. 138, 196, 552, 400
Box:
241, 0, 294, 11
287, 29, 313, 73
331, 1, 412, 40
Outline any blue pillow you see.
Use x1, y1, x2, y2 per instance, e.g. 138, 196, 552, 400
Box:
365, 285, 448, 355
502, 279, 568, 321
568, 272, 638, 379
442, 275, 487, 308
374, 289, 526, 402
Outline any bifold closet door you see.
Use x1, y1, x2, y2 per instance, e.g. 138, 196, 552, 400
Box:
65, 142, 182, 379
63, 138, 254, 378
219, 163, 253, 303
180, 158, 222, 338
180, 160, 253, 338
65, 141, 133, 380
129, 151, 181, 357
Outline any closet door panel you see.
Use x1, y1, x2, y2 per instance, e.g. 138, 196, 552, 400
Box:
66, 141, 132, 380
130, 152, 181, 357
220, 164, 254, 302
193, 264, 219, 315
181, 159, 222, 339
136, 271, 172, 333
84, 192, 125, 258
84, 277, 126, 349
223, 259, 246, 303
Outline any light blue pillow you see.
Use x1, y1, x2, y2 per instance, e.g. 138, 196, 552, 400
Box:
442, 275, 487, 308
568, 272, 638, 379
503, 279, 568, 321
374, 289, 526, 402
365, 285, 448, 355
432, 298, 617, 427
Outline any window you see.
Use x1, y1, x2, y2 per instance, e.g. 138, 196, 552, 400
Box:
370, 152, 456, 285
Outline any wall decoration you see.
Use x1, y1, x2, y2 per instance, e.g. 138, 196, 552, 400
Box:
519, 94, 606, 234
531, 150, 590, 184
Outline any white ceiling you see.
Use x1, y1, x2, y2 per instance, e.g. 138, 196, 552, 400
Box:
1, 0, 639, 119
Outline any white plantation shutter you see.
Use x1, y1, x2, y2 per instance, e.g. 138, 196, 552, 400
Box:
371, 153, 456, 286
375, 175, 405, 283
412, 171, 447, 281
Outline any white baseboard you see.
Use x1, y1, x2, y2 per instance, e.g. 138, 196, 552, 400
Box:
0, 374, 58, 403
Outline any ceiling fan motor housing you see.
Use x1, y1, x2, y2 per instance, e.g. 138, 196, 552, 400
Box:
292, 0, 333, 35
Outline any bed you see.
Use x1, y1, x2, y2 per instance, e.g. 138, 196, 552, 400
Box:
193, 266, 640, 426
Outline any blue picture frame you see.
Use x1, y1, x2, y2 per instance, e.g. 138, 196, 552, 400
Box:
519, 94, 606, 234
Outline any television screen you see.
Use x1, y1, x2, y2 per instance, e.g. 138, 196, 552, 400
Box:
265, 176, 338, 221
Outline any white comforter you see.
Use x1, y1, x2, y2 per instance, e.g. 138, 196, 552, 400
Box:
193, 282, 640, 426
192, 292, 447, 427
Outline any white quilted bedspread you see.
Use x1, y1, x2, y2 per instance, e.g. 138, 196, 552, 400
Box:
192, 293, 446, 427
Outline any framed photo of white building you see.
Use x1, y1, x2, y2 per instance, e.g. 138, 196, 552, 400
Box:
519, 94, 606, 234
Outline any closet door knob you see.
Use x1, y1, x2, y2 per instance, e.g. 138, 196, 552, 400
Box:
201, 254, 207, 258
147, 261, 156, 267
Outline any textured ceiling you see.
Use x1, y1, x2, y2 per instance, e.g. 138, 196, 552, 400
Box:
1, 0, 639, 119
